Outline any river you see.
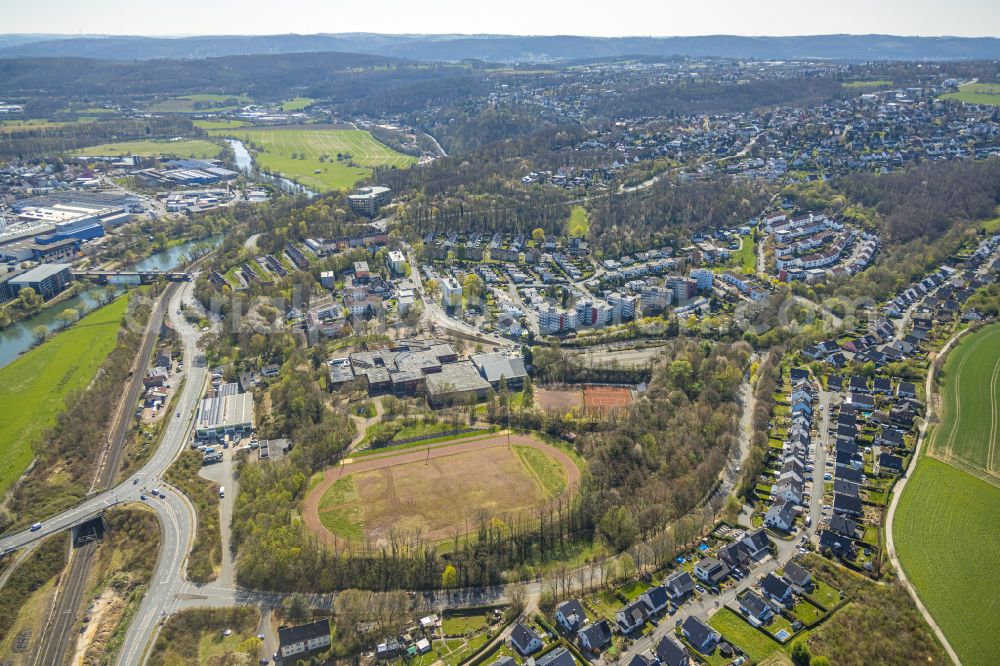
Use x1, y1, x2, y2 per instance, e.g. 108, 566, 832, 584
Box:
227, 139, 317, 198
0, 235, 220, 369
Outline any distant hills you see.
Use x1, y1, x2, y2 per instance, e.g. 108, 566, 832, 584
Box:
1, 33, 999, 62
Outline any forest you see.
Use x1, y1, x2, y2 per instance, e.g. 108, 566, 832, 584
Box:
0, 116, 194, 158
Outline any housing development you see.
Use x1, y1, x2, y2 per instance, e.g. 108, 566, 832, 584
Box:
0, 16, 998, 666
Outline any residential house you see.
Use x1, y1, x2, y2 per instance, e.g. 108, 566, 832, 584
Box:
764, 500, 797, 531
277, 619, 331, 661
833, 493, 863, 518
615, 599, 650, 634
782, 562, 813, 594
760, 573, 793, 606
739, 591, 774, 625
819, 530, 856, 557
577, 620, 613, 653
655, 636, 691, 666
628, 655, 655, 666
897, 381, 917, 399
873, 377, 892, 394
640, 585, 670, 615
555, 600, 587, 633
693, 556, 730, 587
879, 452, 904, 474
536, 647, 576, 666
664, 571, 695, 601
829, 515, 859, 538
511, 623, 542, 656
681, 616, 720, 654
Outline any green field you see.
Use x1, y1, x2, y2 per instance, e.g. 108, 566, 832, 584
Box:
0, 296, 128, 496
71, 139, 223, 159
841, 80, 893, 88
940, 82, 1000, 107
565, 205, 589, 237
708, 609, 784, 663
0, 118, 96, 134
192, 119, 248, 130
514, 444, 567, 496
927, 323, 1000, 481
148, 93, 251, 113
214, 125, 416, 191
730, 234, 757, 274
894, 458, 1000, 666
281, 97, 317, 111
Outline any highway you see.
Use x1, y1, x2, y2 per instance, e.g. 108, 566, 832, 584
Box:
0, 281, 206, 666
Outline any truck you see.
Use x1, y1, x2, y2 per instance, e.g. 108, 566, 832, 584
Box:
218, 486, 225, 498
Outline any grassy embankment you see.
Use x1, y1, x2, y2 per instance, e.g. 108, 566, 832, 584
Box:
0, 295, 129, 496
0, 534, 70, 653
165, 450, 221, 584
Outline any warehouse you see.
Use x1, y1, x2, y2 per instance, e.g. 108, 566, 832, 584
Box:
195, 383, 255, 441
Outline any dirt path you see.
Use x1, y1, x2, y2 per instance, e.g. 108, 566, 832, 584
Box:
885, 328, 968, 666
303, 432, 581, 545
347, 397, 383, 453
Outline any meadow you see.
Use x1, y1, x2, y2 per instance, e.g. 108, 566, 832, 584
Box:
939, 82, 1000, 107
0, 296, 129, 496
893, 458, 1000, 666
71, 139, 223, 159
926, 323, 1000, 481
565, 205, 590, 237
213, 125, 416, 191
147, 93, 251, 113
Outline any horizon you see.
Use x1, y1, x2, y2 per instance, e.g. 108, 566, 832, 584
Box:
4, 31, 1000, 39
3, 0, 999, 39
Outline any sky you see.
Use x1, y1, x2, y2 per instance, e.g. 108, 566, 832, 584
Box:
3, 0, 1000, 38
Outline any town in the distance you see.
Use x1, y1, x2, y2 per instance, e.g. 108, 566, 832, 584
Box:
0, 18, 998, 666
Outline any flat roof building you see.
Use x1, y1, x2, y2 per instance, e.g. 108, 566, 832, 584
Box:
7, 263, 74, 300
347, 186, 392, 216
426, 360, 492, 406
195, 383, 255, 440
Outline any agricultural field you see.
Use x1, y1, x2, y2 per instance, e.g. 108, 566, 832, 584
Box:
213, 125, 416, 191
71, 139, 223, 159
893, 458, 1000, 666
147, 93, 251, 113
0, 296, 129, 496
939, 82, 1000, 106
926, 323, 1000, 482
308, 434, 579, 544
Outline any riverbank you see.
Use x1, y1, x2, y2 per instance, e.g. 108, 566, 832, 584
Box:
0, 295, 131, 497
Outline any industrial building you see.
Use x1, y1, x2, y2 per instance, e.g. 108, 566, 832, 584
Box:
137, 159, 237, 187
194, 383, 255, 440
470, 352, 528, 389
6, 263, 74, 300
347, 186, 392, 216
